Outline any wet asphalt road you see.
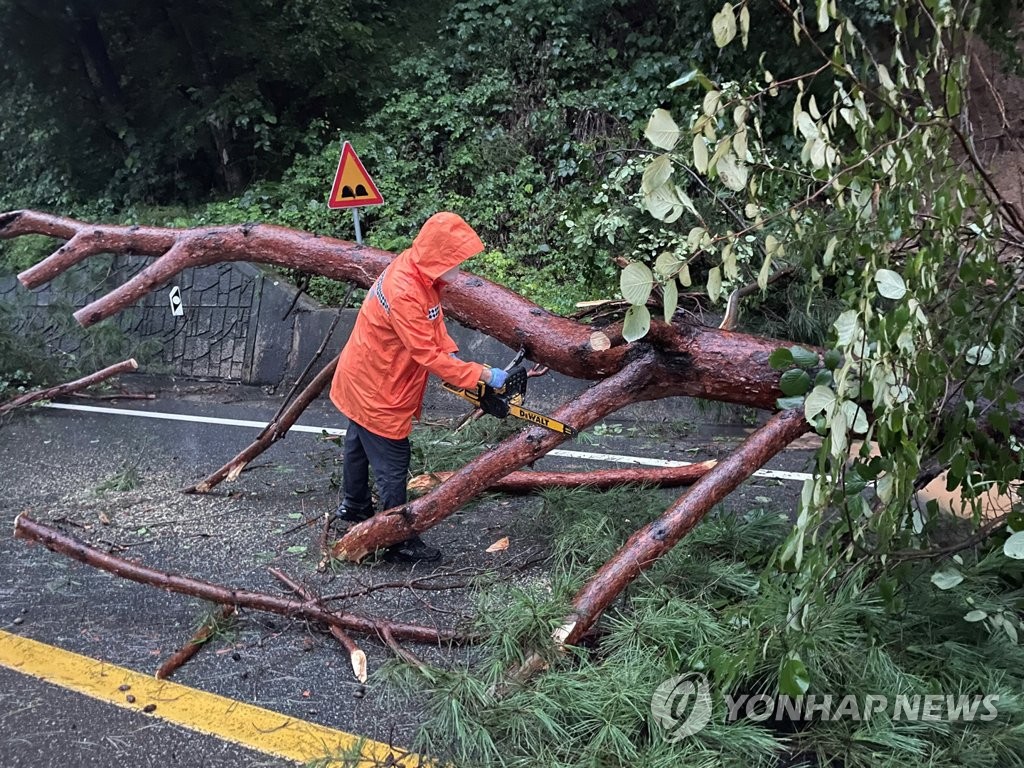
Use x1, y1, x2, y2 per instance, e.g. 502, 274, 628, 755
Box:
0, 378, 816, 766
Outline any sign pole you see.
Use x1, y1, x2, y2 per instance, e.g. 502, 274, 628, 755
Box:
352, 208, 362, 245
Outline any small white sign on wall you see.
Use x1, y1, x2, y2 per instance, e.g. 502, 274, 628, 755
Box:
169, 286, 184, 317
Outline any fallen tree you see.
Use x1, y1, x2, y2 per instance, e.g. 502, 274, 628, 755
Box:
1, 204, 1019, 670
0, 208, 808, 656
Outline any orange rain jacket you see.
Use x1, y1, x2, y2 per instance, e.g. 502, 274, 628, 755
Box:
330, 212, 487, 439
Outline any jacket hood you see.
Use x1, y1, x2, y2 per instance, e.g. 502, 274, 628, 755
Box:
406, 212, 485, 282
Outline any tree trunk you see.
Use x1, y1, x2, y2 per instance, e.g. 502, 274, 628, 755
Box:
555, 408, 809, 647
407, 460, 716, 495
0, 211, 787, 409
508, 408, 810, 684
155, 604, 235, 680
269, 568, 367, 683
184, 355, 338, 493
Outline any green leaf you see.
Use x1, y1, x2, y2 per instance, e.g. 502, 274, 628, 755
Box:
716, 152, 748, 192
965, 345, 994, 367
804, 385, 836, 420
823, 348, 843, 370
790, 346, 819, 369
642, 154, 673, 194
286, 545, 308, 555
693, 135, 709, 174
1004, 531, 1024, 560
645, 108, 680, 150
703, 90, 722, 117
662, 279, 678, 324
712, 3, 737, 48
874, 268, 907, 300
654, 252, 680, 279
758, 252, 772, 291
722, 242, 738, 279
678, 263, 692, 287
707, 266, 722, 303
644, 183, 685, 223
841, 400, 869, 434
813, 369, 833, 387
769, 348, 795, 370
834, 310, 858, 345
620, 262, 654, 304
963, 610, 988, 622
779, 654, 811, 696
930, 567, 964, 590
623, 304, 651, 342
816, 0, 830, 31
780, 369, 812, 396
667, 70, 700, 89
844, 469, 868, 496
823, 236, 838, 267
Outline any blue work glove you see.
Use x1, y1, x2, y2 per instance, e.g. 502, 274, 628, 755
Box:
487, 367, 509, 389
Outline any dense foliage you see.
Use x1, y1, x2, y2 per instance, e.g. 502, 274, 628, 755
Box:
1, 0, 826, 314
0, 0, 410, 206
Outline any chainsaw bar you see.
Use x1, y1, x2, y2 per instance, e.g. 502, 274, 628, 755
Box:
442, 381, 577, 437
507, 403, 578, 436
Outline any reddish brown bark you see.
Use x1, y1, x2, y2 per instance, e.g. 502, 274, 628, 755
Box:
0, 210, 788, 408
13, 514, 473, 645
407, 460, 716, 495
506, 408, 809, 683
331, 354, 663, 562
0, 358, 138, 415
269, 568, 367, 683
184, 355, 339, 493
556, 408, 809, 644
155, 604, 236, 680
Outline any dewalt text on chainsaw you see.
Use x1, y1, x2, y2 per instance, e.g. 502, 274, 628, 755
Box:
442, 350, 577, 437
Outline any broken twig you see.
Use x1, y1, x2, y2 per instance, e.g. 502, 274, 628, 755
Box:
269, 568, 367, 683
155, 604, 236, 680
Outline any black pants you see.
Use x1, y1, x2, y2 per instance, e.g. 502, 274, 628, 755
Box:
341, 419, 410, 515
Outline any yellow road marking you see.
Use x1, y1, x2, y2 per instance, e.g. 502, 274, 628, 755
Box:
0, 629, 426, 767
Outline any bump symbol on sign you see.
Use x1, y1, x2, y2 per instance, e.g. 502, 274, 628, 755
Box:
169, 286, 183, 317
328, 142, 384, 209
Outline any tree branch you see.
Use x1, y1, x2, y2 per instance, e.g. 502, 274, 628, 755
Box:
0, 359, 138, 415
13, 514, 475, 646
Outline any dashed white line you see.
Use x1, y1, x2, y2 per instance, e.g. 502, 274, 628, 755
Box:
43, 402, 814, 482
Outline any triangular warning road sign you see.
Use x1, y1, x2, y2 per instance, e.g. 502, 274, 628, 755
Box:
328, 142, 384, 209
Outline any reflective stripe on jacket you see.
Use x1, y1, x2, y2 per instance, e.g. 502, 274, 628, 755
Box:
330, 212, 486, 439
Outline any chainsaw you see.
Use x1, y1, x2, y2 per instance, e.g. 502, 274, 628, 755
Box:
442, 349, 578, 437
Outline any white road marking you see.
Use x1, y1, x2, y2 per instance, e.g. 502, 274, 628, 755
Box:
43, 402, 814, 482
43, 402, 344, 435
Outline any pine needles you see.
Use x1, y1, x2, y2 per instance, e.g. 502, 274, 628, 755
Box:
372, 477, 1024, 768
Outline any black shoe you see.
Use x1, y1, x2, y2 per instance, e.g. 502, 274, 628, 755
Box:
384, 535, 442, 563
335, 505, 374, 524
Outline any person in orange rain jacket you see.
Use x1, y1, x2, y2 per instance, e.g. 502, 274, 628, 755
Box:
328, 212, 509, 562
